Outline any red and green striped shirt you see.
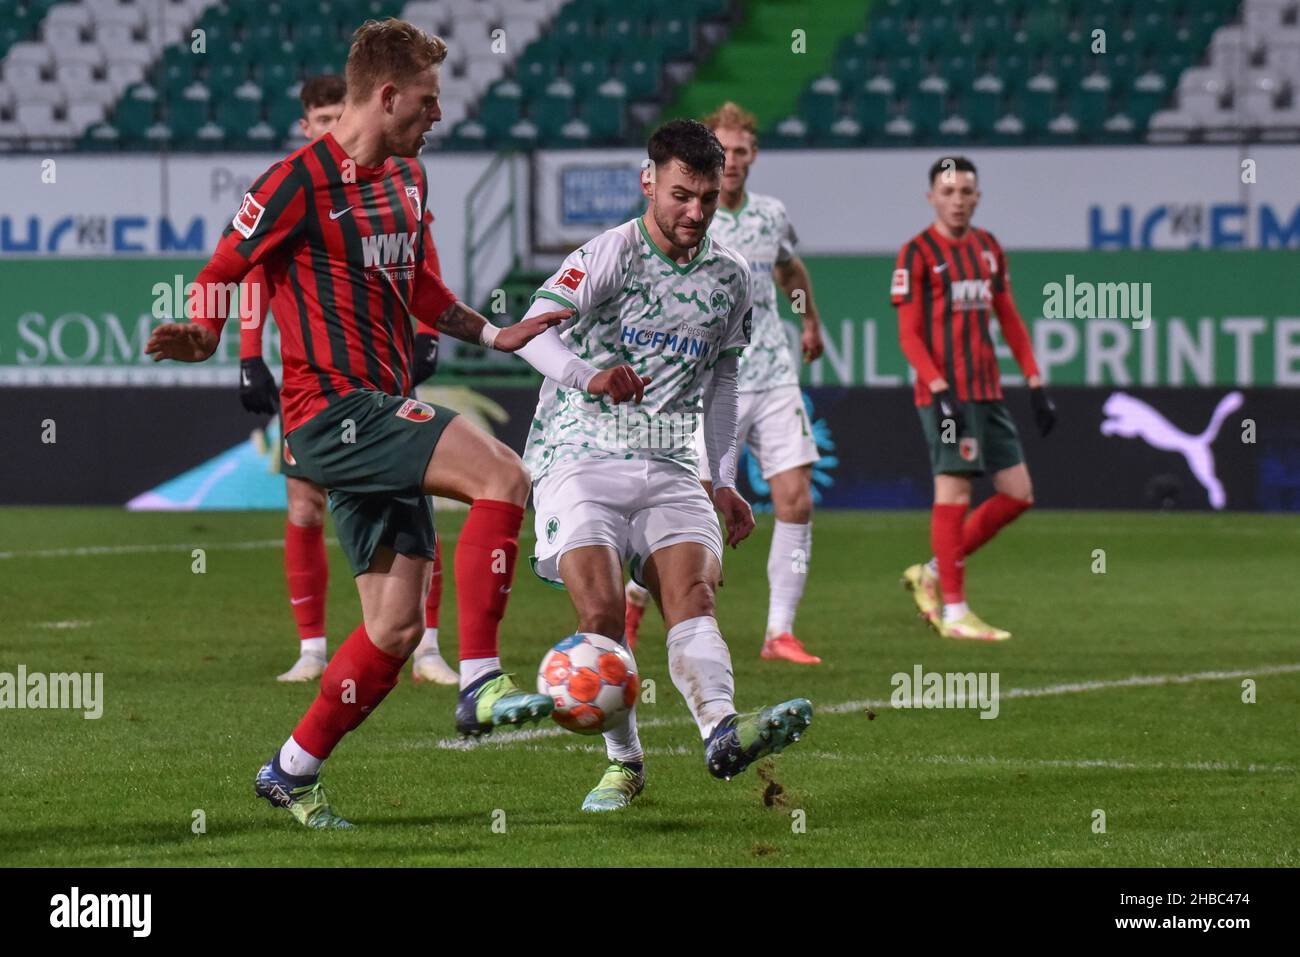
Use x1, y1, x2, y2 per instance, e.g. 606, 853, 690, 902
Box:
192, 132, 456, 431
890, 224, 1039, 407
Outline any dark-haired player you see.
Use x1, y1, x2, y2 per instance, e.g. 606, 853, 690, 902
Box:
146, 19, 607, 828
237, 74, 456, 685
515, 119, 813, 812
892, 156, 1056, 641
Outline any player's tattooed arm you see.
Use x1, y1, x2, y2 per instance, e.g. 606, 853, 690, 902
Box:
433, 301, 569, 352
774, 256, 824, 362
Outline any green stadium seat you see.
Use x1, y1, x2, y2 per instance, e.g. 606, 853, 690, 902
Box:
581, 84, 627, 143
215, 97, 263, 136
854, 89, 891, 133
266, 94, 301, 135
553, 19, 593, 59
908, 87, 947, 137
601, 18, 645, 60
568, 59, 607, 98
529, 80, 575, 133
478, 82, 523, 138
800, 78, 842, 138
258, 62, 298, 99
617, 58, 661, 100
517, 59, 558, 97
967, 88, 1003, 135
765, 116, 809, 149
656, 18, 695, 60
166, 107, 212, 146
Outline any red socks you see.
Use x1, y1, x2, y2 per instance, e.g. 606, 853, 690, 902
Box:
931, 503, 968, 605
454, 499, 523, 661
425, 536, 442, 630
292, 624, 404, 760
284, 521, 328, 640
963, 493, 1032, 557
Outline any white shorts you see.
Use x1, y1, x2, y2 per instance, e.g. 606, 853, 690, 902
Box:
532, 458, 724, 587
696, 385, 819, 483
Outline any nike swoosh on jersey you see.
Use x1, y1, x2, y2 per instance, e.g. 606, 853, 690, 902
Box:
241, 371, 251, 387
933, 263, 949, 273
328, 206, 354, 220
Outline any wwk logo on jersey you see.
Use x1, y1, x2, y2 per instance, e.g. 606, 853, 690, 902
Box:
232, 193, 266, 239
395, 399, 436, 422
362, 231, 418, 272
950, 278, 992, 308
554, 268, 586, 292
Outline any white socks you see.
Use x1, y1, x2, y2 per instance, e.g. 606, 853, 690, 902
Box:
603, 711, 644, 763
300, 636, 326, 658
413, 627, 440, 657
666, 616, 736, 739
943, 601, 969, 623
766, 520, 811, 638
460, 656, 501, 689
279, 735, 323, 778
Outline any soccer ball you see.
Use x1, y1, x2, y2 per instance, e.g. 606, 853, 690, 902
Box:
537, 633, 639, 735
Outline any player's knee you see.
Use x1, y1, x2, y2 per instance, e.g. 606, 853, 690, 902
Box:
676, 579, 716, 619
370, 617, 423, 657
775, 487, 813, 523
578, 610, 624, 641
481, 449, 531, 505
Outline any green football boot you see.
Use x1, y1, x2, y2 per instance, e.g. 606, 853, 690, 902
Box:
254, 758, 354, 829
455, 671, 553, 737
581, 760, 646, 812
705, 698, 813, 780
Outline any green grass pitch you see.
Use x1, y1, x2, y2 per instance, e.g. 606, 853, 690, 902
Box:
1, 507, 1296, 867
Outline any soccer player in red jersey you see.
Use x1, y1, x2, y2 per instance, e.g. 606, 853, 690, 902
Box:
892, 156, 1057, 642
145, 19, 637, 828
238, 75, 457, 686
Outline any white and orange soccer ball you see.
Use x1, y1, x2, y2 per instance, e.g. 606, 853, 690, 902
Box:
537, 633, 639, 735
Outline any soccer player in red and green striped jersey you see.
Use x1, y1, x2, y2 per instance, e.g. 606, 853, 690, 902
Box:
236, 74, 455, 686
144, 19, 618, 828
891, 156, 1057, 642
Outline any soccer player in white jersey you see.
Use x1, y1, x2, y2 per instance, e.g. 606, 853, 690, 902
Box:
514, 120, 813, 812
624, 102, 827, 665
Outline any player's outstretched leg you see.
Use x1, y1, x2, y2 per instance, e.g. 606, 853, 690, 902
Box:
278, 478, 330, 682
412, 535, 458, 684
423, 417, 552, 735
560, 547, 646, 811
649, 543, 812, 781
255, 547, 430, 829
623, 579, 650, 651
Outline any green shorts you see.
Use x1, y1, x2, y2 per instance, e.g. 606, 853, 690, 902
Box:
283, 390, 459, 575
918, 398, 1024, 477
278, 410, 306, 479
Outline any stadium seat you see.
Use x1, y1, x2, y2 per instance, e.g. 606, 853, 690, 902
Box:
580, 81, 626, 142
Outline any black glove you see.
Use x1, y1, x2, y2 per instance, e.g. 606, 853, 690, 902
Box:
933, 388, 965, 444
238, 357, 279, 415
1030, 386, 1057, 437
411, 332, 439, 386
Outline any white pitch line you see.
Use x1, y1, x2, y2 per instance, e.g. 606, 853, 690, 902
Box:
0, 539, 334, 560
435, 662, 1300, 752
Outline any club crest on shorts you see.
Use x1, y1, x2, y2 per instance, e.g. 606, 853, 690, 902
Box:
282, 440, 297, 467
545, 515, 559, 544
395, 398, 436, 422
959, 437, 979, 462
709, 289, 731, 317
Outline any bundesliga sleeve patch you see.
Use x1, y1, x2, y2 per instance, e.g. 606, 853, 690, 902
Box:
554, 267, 586, 292
891, 267, 910, 297
395, 399, 436, 422
233, 193, 266, 239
